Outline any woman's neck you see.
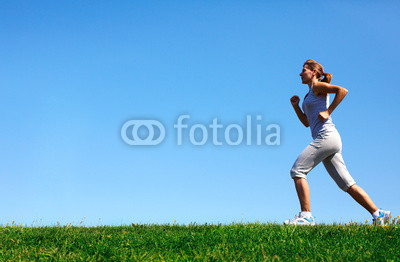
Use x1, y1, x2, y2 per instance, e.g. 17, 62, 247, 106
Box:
308, 79, 318, 89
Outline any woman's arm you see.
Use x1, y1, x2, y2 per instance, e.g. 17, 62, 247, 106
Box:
313, 82, 348, 121
290, 95, 309, 127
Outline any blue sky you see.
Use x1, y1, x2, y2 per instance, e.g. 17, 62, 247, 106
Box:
1, 1, 399, 226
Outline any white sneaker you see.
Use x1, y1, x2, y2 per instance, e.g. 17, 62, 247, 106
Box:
373, 210, 391, 226
284, 212, 315, 226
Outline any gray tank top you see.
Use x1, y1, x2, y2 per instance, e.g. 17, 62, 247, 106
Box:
302, 84, 336, 139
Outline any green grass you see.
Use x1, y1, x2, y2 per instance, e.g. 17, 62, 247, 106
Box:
1, 222, 399, 261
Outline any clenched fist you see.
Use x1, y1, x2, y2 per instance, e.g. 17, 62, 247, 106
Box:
290, 95, 300, 106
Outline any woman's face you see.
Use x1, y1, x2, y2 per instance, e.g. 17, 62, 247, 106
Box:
299, 65, 315, 84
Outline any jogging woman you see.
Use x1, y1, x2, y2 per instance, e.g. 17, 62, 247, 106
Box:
285, 59, 391, 225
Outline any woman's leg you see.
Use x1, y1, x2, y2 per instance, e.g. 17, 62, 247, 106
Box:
294, 177, 311, 212
346, 185, 378, 214
322, 150, 378, 214
290, 131, 339, 213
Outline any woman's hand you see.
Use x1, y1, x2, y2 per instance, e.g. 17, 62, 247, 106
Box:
290, 95, 300, 107
318, 110, 330, 121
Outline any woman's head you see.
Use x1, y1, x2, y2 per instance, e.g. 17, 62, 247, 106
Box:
300, 59, 332, 84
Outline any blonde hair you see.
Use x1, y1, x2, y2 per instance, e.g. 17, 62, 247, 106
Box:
303, 59, 332, 84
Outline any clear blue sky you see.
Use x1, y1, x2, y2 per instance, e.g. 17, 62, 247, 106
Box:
1, 1, 399, 226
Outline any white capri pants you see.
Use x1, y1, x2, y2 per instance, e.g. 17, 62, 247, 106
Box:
290, 128, 356, 191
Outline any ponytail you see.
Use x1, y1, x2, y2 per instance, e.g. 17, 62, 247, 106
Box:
321, 72, 332, 84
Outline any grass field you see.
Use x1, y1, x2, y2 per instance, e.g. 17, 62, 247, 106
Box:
1, 221, 399, 261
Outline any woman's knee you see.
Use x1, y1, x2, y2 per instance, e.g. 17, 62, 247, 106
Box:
290, 167, 307, 180
343, 183, 356, 193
